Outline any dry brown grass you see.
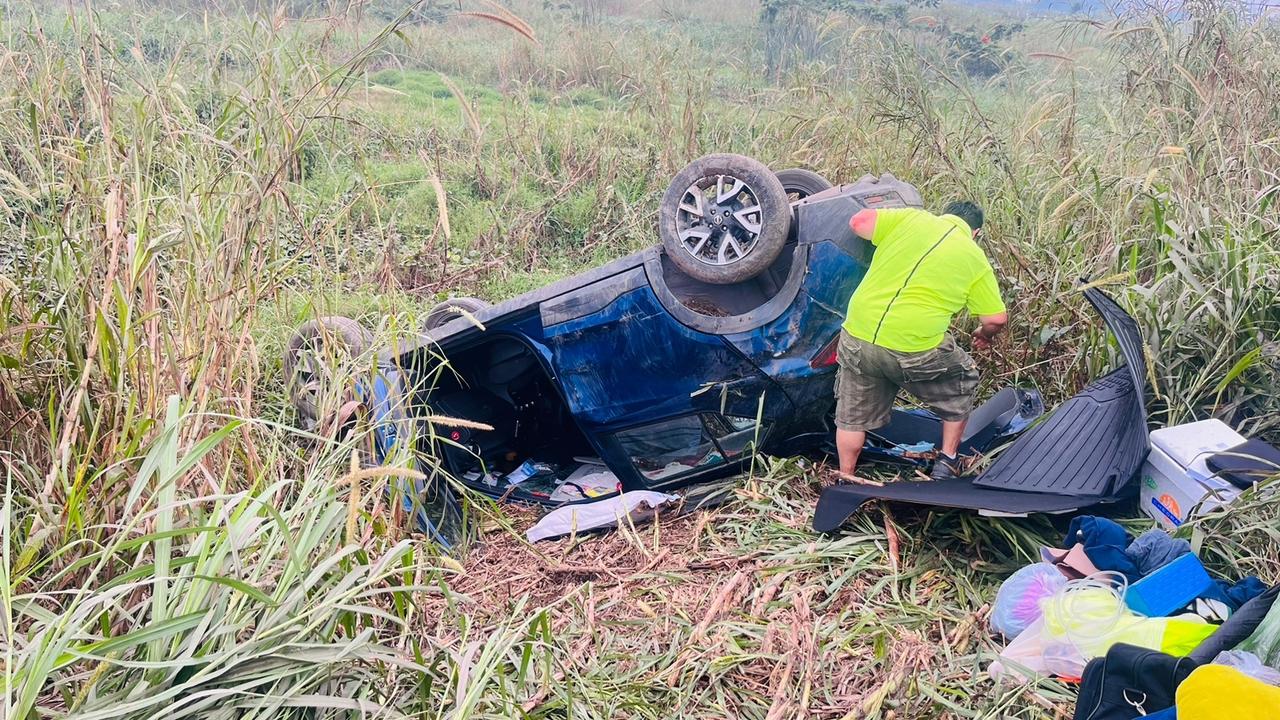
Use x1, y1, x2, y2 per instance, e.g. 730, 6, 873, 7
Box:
2, 1, 1278, 718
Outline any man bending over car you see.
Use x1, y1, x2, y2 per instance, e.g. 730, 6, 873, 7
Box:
835, 200, 1007, 482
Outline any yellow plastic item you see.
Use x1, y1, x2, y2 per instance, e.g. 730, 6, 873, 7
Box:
992, 585, 1217, 681
1043, 587, 1214, 657
1160, 618, 1218, 655
1177, 664, 1280, 719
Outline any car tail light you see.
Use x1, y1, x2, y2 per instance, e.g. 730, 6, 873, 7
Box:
810, 334, 839, 369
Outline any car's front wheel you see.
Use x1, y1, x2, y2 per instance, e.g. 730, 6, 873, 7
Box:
658, 153, 792, 285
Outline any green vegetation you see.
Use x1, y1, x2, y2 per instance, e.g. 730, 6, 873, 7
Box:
1, 0, 1277, 717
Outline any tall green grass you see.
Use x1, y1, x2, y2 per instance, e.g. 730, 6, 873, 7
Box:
349, 3, 1278, 432
1, 1, 1277, 718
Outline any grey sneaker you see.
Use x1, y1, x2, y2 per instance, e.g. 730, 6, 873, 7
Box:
930, 453, 963, 481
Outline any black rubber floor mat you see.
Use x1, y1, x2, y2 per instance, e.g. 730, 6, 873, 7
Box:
1081, 285, 1148, 419
811, 286, 1149, 529
972, 286, 1148, 497
812, 478, 1118, 532
971, 367, 1146, 496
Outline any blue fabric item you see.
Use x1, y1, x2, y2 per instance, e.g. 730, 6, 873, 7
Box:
886, 441, 934, 457
1125, 529, 1191, 576
1144, 707, 1176, 720
1065, 516, 1140, 582
1200, 576, 1269, 612
1062, 516, 1265, 616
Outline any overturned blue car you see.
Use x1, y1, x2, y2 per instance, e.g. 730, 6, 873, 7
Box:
285, 154, 1154, 545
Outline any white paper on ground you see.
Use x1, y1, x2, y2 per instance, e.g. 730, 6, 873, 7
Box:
526, 490, 681, 542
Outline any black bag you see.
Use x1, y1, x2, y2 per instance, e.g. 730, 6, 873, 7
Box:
1206, 438, 1280, 490
1073, 644, 1200, 720
1074, 586, 1278, 719
1189, 584, 1280, 662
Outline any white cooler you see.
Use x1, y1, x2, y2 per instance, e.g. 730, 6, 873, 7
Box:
1139, 419, 1246, 528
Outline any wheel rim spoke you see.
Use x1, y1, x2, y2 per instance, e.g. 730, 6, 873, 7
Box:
680, 226, 712, 256
678, 189, 704, 217
732, 205, 762, 234
715, 176, 745, 204
719, 237, 744, 264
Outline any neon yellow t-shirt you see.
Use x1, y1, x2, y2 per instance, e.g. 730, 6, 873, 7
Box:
843, 208, 1005, 352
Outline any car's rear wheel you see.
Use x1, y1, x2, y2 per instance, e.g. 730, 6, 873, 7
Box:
283, 316, 372, 430
776, 167, 833, 201
658, 153, 792, 285
423, 297, 490, 333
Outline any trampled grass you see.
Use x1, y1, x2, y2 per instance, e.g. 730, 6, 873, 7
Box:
2, 0, 1278, 717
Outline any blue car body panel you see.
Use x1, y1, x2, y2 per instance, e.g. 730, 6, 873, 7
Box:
544, 283, 782, 427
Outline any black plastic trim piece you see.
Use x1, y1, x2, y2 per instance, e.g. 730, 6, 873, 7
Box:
813, 478, 1120, 532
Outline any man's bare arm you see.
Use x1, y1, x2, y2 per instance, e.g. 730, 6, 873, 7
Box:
848, 209, 877, 240
972, 312, 1008, 350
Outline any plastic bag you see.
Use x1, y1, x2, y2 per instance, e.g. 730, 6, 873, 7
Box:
525, 491, 679, 542
1213, 650, 1280, 686
1237, 595, 1280, 667
506, 460, 556, 485
991, 577, 1215, 681
991, 563, 1067, 638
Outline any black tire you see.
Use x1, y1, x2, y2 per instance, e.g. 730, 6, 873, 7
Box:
283, 316, 372, 429
422, 297, 490, 332
658, 153, 792, 285
776, 167, 833, 201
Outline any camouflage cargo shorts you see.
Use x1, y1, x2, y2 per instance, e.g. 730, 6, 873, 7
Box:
834, 330, 979, 432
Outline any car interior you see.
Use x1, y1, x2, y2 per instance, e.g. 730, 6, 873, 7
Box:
409, 337, 615, 503
867, 387, 1040, 458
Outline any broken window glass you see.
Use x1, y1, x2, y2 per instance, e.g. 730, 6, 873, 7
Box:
707, 415, 763, 458
615, 416, 724, 483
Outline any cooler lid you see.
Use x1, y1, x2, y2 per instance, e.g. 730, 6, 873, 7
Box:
1149, 419, 1246, 469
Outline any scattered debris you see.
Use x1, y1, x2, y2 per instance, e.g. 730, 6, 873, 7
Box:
526, 490, 681, 543
981, 513, 1280, 718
